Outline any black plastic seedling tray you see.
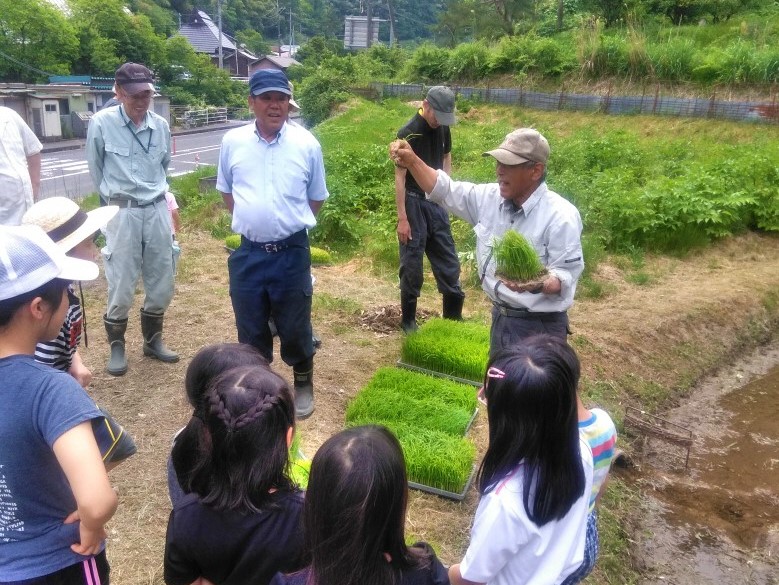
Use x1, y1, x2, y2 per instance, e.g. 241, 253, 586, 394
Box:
408, 465, 477, 502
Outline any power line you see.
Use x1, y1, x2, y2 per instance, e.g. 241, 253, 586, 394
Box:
0, 48, 58, 77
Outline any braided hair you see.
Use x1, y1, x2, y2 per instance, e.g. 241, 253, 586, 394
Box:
187, 365, 295, 512
172, 343, 269, 496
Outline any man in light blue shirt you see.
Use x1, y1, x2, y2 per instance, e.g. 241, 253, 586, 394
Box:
391, 128, 584, 355
87, 62, 178, 376
217, 68, 329, 419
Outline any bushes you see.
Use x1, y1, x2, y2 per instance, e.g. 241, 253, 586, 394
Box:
402, 43, 450, 82
447, 42, 492, 81
491, 34, 576, 77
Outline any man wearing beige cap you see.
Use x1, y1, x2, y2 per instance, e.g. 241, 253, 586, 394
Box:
394, 86, 465, 333
87, 62, 178, 376
391, 128, 583, 354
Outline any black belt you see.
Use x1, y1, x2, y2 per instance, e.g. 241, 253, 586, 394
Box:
406, 190, 426, 199
241, 229, 307, 253
494, 303, 567, 321
109, 193, 166, 208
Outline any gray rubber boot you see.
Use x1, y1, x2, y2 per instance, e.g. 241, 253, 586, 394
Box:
293, 359, 314, 420
140, 309, 179, 363
400, 293, 418, 334
442, 293, 465, 321
104, 315, 128, 376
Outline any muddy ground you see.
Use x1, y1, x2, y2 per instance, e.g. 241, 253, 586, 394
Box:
634, 343, 779, 585
78, 230, 779, 584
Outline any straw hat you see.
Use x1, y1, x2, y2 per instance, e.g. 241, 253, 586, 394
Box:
22, 197, 119, 252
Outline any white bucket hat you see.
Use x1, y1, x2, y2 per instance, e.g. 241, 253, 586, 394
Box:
0, 225, 99, 301
22, 197, 119, 253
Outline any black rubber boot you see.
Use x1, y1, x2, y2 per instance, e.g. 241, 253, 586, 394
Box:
104, 315, 128, 376
442, 293, 465, 321
140, 309, 179, 363
400, 293, 418, 334
293, 358, 314, 419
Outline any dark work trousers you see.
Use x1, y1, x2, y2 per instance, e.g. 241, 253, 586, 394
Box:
228, 230, 314, 366
489, 305, 569, 359
398, 193, 464, 299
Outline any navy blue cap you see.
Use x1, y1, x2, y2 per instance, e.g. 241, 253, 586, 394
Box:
249, 69, 292, 97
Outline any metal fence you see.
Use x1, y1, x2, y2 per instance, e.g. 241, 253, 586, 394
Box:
379, 83, 779, 124
169, 106, 253, 129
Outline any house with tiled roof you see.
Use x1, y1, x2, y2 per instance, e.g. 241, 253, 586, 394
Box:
178, 9, 257, 77
248, 54, 301, 77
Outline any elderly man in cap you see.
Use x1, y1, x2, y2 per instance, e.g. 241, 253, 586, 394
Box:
394, 86, 465, 333
217, 68, 329, 419
391, 128, 583, 354
87, 62, 178, 376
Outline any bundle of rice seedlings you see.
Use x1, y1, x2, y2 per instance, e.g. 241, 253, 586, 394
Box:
310, 246, 332, 265
401, 318, 489, 382
493, 230, 546, 283
224, 233, 241, 250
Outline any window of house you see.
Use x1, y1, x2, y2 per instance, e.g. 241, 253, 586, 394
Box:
45, 104, 57, 112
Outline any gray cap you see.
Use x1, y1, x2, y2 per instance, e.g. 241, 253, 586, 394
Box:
484, 128, 550, 165
426, 86, 457, 126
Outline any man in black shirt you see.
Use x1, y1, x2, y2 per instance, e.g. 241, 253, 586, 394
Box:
394, 86, 465, 333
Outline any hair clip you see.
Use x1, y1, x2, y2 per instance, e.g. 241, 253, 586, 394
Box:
487, 366, 506, 379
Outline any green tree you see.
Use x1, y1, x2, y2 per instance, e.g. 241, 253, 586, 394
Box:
236, 29, 271, 56
580, 0, 640, 25
131, 0, 178, 36
69, 0, 165, 75
0, 0, 78, 82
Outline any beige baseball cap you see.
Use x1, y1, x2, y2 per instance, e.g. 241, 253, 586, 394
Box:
484, 128, 550, 165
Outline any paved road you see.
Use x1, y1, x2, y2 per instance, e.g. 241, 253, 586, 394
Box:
39, 126, 235, 201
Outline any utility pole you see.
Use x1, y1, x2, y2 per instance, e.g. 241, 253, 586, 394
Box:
289, 6, 293, 50
387, 0, 395, 45
217, 0, 224, 70
366, 0, 372, 48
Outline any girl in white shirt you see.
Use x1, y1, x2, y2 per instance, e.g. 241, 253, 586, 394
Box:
449, 335, 594, 585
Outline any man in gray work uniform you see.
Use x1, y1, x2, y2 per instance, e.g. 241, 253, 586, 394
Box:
87, 62, 178, 376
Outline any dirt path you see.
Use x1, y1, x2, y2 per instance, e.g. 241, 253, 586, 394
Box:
78, 230, 779, 584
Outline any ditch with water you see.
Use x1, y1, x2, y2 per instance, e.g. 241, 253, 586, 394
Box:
633, 342, 779, 585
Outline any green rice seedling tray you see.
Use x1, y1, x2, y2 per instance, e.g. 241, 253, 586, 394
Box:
396, 360, 482, 389
346, 367, 479, 436
401, 318, 489, 383
345, 420, 477, 497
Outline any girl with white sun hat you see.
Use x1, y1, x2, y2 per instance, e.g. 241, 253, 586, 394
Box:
22, 197, 137, 468
0, 224, 118, 583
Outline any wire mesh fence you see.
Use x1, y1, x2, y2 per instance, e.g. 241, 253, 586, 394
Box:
379, 82, 779, 124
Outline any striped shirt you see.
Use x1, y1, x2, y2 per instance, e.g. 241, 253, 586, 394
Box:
578, 408, 617, 512
35, 287, 81, 371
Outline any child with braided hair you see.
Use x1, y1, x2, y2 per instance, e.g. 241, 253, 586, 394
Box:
164, 365, 306, 585
167, 342, 270, 507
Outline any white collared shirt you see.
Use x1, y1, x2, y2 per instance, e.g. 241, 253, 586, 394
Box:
0, 107, 42, 225
217, 121, 329, 242
428, 171, 584, 312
